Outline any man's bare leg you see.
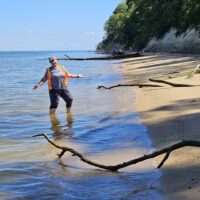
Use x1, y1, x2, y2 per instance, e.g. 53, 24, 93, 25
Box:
66, 107, 73, 125
49, 113, 61, 133
49, 108, 57, 114
67, 107, 72, 113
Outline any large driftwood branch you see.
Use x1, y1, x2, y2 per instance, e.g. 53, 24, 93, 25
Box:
149, 78, 196, 87
36, 53, 143, 61
57, 52, 142, 61
97, 84, 162, 89
33, 133, 200, 172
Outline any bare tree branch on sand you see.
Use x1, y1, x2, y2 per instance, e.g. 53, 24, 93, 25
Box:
33, 133, 200, 172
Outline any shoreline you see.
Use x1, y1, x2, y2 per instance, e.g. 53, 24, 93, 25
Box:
120, 52, 200, 199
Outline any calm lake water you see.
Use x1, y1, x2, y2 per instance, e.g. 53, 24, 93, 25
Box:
0, 51, 164, 199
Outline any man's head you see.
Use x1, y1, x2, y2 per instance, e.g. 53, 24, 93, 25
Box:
49, 56, 57, 63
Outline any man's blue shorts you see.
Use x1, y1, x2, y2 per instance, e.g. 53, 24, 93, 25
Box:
49, 88, 73, 109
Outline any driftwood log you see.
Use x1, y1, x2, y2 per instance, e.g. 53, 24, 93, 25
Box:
57, 52, 143, 61
33, 133, 200, 172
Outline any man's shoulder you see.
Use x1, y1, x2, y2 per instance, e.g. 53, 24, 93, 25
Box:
59, 64, 65, 68
59, 65, 68, 72
47, 66, 53, 71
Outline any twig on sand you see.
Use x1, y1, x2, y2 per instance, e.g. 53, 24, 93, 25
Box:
97, 78, 200, 89
33, 133, 200, 172
149, 78, 197, 87
167, 64, 200, 79
97, 84, 162, 89
187, 64, 200, 79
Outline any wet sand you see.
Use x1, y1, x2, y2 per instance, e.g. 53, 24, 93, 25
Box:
121, 53, 200, 199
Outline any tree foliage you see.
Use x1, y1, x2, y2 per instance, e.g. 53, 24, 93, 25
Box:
97, 2, 128, 50
97, 0, 200, 51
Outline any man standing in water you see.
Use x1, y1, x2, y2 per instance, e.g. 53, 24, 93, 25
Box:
33, 56, 83, 119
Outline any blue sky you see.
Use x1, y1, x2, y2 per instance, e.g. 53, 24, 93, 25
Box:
0, 0, 122, 51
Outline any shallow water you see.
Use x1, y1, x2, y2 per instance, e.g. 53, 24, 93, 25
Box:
0, 51, 164, 199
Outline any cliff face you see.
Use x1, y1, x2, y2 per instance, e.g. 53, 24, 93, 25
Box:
144, 28, 200, 54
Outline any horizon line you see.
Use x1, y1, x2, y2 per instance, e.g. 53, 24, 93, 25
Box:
0, 49, 95, 52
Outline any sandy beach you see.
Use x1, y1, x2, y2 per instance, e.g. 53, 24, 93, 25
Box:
121, 53, 200, 199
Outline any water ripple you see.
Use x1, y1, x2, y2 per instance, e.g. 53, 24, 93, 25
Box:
0, 51, 163, 200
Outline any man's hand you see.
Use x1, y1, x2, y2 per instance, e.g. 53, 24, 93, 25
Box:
33, 84, 40, 90
77, 74, 84, 78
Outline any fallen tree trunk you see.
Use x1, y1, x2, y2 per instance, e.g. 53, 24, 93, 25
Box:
58, 52, 143, 61
33, 133, 200, 172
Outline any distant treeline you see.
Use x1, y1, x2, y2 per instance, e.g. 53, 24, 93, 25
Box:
97, 0, 200, 51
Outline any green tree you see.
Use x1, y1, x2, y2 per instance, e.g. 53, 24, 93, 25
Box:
97, 1, 128, 50
98, 0, 200, 51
